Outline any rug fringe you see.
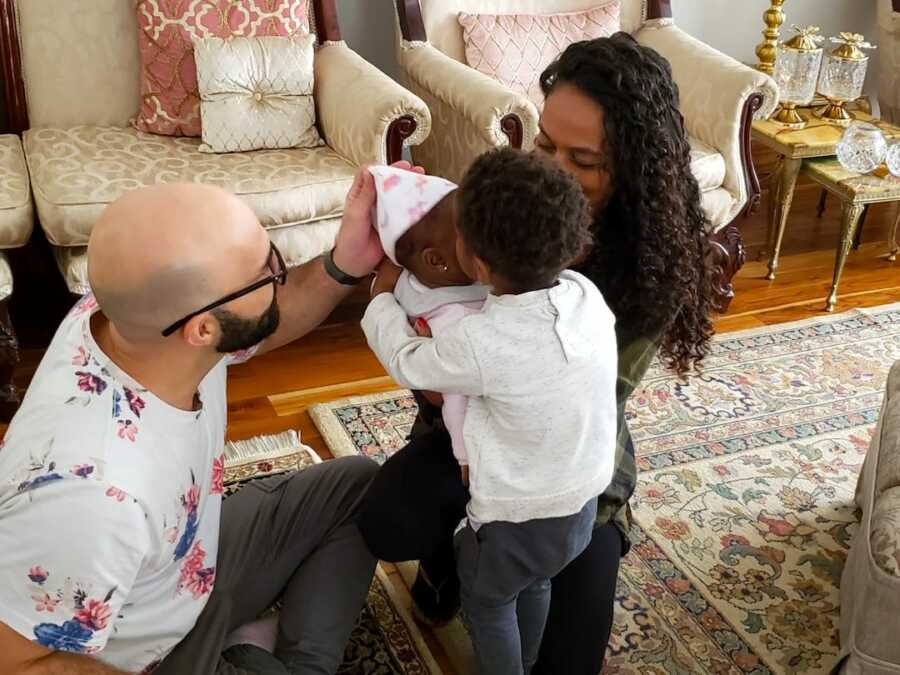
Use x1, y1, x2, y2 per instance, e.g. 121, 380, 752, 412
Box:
224, 430, 321, 468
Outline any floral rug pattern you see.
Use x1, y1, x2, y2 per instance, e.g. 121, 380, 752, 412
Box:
309, 303, 900, 674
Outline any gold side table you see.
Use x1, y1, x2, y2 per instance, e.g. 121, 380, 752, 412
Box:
751, 108, 900, 279
802, 157, 900, 312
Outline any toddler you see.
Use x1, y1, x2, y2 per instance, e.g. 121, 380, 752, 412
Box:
362, 148, 618, 675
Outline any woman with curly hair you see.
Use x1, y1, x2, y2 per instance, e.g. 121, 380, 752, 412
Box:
359, 32, 715, 673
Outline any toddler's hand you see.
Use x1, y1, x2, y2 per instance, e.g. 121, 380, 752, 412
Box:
370, 259, 403, 297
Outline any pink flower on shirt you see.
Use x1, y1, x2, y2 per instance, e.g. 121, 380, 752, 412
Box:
76, 371, 107, 395
106, 486, 127, 502
74, 599, 111, 631
70, 464, 94, 479
28, 566, 49, 584
32, 593, 59, 613
117, 419, 138, 442
71, 295, 98, 316
124, 387, 145, 418
178, 541, 216, 599
184, 483, 201, 511
71, 346, 89, 367
210, 454, 224, 495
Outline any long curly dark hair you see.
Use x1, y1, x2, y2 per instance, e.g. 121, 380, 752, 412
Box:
540, 33, 714, 376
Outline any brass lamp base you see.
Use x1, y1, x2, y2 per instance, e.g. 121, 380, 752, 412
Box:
772, 104, 807, 129
817, 101, 854, 126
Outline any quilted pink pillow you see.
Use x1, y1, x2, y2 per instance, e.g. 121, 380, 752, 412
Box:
134, 0, 310, 137
458, 3, 620, 111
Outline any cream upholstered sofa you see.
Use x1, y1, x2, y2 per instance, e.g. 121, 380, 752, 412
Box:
839, 361, 900, 673
393, 0, 778, 309
879, 0, 900, 124
0, 134, 33, 416
0, 0, 430, 295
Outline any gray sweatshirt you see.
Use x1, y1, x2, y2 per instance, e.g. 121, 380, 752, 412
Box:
362, 270, 618, 525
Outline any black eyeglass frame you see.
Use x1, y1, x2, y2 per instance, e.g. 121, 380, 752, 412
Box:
161, 242, 287, 337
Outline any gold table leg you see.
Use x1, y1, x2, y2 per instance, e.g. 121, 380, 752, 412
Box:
826, 201, 866, 312
767, 157, 802, 280
889, 208, 900, 263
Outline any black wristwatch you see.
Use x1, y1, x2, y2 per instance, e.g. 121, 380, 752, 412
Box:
324, 248, 366, 286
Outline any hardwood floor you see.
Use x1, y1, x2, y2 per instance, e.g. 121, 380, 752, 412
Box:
3, 148, 900, 674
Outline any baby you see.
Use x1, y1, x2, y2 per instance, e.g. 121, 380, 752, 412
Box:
368, 166, 490, 476
363, 149, 618, 675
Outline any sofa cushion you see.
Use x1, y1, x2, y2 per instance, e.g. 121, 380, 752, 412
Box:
458, 4, 619, 111
133, 0, 310, 137
700, 188, 737, 232
0, 135, 34, 250
194, 35, 322, 153
689, 136, 727, 193
23, 126, 356, 248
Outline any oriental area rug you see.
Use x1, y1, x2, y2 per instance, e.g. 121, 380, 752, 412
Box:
309, 302, 900, 674
223, 432, 441, 675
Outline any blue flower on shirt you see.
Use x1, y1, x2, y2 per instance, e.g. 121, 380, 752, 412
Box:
173, 472, 201, 561
33, 619, 93, 653
17, 470, 63, 494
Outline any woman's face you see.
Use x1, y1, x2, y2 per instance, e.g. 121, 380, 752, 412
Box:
535, 83, 613, 212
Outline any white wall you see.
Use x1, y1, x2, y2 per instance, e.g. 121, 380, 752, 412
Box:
336, 0, 880, 88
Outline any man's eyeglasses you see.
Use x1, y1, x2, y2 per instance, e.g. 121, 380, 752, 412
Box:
161, 242, 287, 337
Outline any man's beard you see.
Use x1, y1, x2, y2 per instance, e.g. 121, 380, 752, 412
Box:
213, 294, 280, 354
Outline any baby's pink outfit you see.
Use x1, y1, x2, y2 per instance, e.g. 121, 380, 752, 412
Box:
394, 269, 489, 465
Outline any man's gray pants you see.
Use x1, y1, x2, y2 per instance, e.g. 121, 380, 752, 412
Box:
455, 500, 598, 675
155, 456, 378, 675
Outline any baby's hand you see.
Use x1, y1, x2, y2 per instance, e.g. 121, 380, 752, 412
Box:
370, 258, 403, 297
460, 465, 469, 486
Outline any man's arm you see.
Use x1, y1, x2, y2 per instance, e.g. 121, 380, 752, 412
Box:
0, 624, 128, 675
256, 161, 424, 356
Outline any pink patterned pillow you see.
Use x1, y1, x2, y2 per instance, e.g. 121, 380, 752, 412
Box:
134, 0, 310, 137
458, 3, 620, 111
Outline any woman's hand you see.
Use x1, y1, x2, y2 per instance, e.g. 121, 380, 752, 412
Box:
411, 318, 445, 406
370, 258, 403, 297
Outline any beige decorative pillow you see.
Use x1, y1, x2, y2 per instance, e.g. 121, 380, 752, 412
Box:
193, 35, 323, 153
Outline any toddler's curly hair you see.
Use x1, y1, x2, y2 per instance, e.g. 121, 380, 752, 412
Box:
457, 148, 592, 290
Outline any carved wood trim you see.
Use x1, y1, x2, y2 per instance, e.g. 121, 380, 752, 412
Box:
0, 0, 27, 133
386, 115, 418, 164
740, 93, 765, 218
501, 115, 524, 149
313, 0, 342, 42
646, 0, 673, 20
708, 222, 746, 314
396, 0, 427, 42
0, 295, 20, 421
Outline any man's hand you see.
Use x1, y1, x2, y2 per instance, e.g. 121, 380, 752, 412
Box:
370, 258, 403, 297
333, 161, 424, 279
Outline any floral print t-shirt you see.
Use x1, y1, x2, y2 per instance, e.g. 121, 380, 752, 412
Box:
0, 295, 250, 672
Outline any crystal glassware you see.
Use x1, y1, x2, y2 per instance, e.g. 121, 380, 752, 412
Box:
836, 122, 888, 174
817, 33, 876, 126
886, 143, 900, 178
772, 26, 824, 129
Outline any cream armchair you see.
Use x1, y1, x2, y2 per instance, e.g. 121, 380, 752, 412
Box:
0, 0, 430, 295
394, 0, 778, 309
879, 0, 900, 124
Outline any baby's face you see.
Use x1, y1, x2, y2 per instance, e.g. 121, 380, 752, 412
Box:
397, 192, 473, 289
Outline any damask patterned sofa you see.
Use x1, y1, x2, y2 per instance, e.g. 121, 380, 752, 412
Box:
839, 361, 900, 673
393, 0, 778, 309
0, 0, 430, 294
0, 135, 33, 416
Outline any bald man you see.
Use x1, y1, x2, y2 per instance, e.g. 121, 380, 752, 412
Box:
0, 166, 409, 675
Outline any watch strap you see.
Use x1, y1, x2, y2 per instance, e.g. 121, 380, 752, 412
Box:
324, 248, 365, 286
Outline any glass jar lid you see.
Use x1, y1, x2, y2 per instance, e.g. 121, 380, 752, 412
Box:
783, 25, 823, 52
827, 33, 876, 61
